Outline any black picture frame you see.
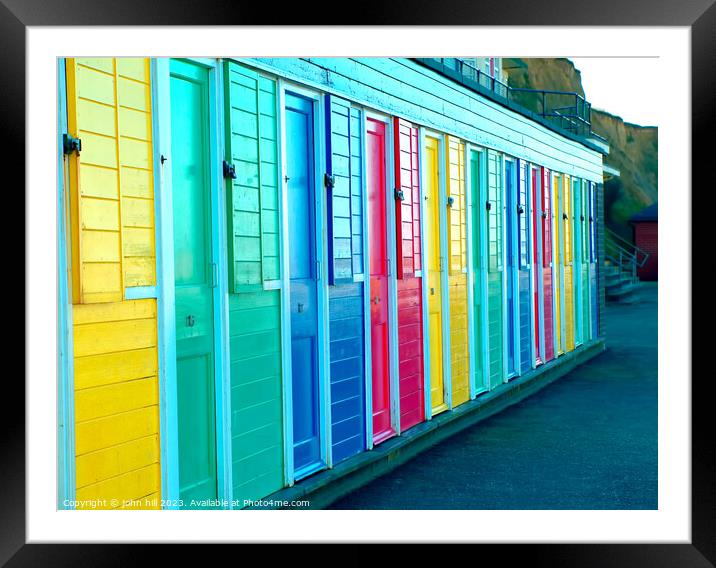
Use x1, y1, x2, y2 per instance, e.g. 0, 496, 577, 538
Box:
9, 0, 705, 561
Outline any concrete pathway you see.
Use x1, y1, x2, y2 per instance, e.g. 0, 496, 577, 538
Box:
329, 283, 658, 509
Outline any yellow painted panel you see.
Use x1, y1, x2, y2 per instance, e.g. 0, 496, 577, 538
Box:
77, 99, 116, 137
80, 198, 119, 231
119, 107, 151, 140
75, 463, 160, 508
446, 137, 467, 274
78, 165, 119, 200
75, 405, 159, 455
76, 434, 159, 489
445, 137, 470, 407
121, 197, 153, 228
425, 136, 445, 414
123, 227, 154, 258
553, 173, 562, 354
564, 266, 575, 351
81, 231, 121, 263
75, 376, 158, 421
124, 258, 156, 287
117, 58, 149, 83
73, 298, 156, 325
67, 58, 160, 509
74, 347, 157, 390
74, 317, 156, 358
450, 273, 470, 407
121, 167, 153, 198
119, 137, 151, 169
76, 58, 114, 74
563, 174, 573, 264
118, 77, 150, 111
78, 132, 118, 169
76, 64, 115, 106
80, 263, 122, 300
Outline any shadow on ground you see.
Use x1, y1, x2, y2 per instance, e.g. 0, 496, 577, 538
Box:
329, 283, 658, 509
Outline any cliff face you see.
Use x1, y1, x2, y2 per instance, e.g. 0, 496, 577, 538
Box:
503, 58, 658, 241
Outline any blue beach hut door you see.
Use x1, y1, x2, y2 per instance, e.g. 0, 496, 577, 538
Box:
285, 91, 323, 478
504, 158, 518, 377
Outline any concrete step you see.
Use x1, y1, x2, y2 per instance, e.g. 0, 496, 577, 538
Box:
606, 281, 641, 303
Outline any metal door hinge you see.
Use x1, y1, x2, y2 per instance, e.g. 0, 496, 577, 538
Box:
63, 133, 81, 155
211, 263, 218, 288
324, 173, 335, 188
316, 260, 321, 281
223, 160, 237, 179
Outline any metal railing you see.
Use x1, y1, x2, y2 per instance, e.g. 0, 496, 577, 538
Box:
414, 57, 595, 138
605, 227, 650, 284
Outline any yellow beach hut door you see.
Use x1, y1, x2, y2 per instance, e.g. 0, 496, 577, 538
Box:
424, 135, 447, 415
170, 60, 218, 506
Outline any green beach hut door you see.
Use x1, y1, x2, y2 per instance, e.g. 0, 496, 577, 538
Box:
170, 60, 219, 506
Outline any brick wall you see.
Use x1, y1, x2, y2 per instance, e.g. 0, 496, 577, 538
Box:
634, 222, 658, 281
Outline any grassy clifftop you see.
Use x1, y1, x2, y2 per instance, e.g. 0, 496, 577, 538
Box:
504, 58, 658, 241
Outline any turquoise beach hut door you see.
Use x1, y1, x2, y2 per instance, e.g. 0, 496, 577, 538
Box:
170, 59, 219, 506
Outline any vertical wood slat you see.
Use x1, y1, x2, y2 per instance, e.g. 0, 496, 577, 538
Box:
393, 118, 421, 279
66, 59, 123, 304
66, 58, 157, 304
325, 94, 356, 284
224, 61, 280, 291
446, 136, 467, 275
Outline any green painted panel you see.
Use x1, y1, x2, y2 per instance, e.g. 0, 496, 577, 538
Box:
487, 274, 504, 390
224, 61, 281, 292
228, 290, 284, 505
470, 149, 487, 392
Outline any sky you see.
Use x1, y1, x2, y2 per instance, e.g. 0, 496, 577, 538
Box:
569, 57, 660, 127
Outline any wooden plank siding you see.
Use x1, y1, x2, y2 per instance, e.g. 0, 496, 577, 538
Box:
228, 291, 284, 503
73, 299, 160, 508
66, 58, 160, 509
223, 61, 285, 504
486, 150, 505, 389
446, 137, 470, 406
241, 58, 604, 184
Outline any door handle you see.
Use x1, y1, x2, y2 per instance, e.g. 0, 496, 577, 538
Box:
186, 315, 195, 327
372, 296, 380, 305
297, 303, 304, 313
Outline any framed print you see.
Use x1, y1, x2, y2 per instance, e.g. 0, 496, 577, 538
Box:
10, 0, 707, 560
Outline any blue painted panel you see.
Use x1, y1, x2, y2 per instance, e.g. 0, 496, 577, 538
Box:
328, 282, 366, 463
285, 92, 322, 475
325, 95, 354, 285
325, 96, 366, 464
505, 160, 516, 376
350, 108, 364, 276
517, 159, 531, 373
519, 272, 531, 374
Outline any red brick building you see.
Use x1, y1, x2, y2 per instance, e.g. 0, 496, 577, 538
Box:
630, 203, 658, 281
